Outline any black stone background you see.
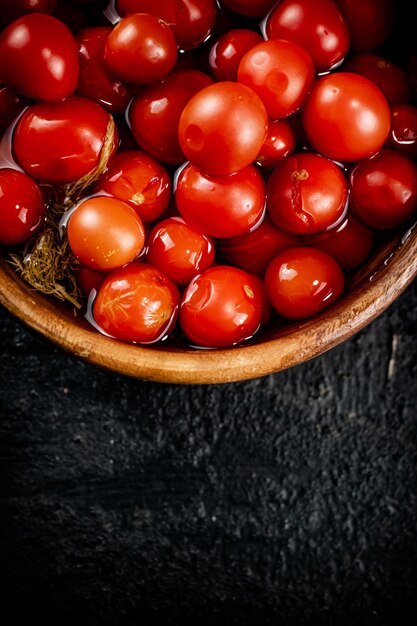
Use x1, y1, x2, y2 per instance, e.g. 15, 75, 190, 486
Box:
1, 277, 417, 626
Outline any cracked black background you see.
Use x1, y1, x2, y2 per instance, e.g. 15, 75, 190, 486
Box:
1, 278, 416, 626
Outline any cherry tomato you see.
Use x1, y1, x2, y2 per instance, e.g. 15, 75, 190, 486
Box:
76, 27, 132, 114
349, 149, 417, 230
209, 29, 263, 82
175, 162, 266, 239
334, 0, 394, 52
146, 217, 215, 285
93, 262, 180, 344
237, 39, 315, 119
128, 69, 213, 165
67, 195, 145, 271
74, 264, 104, 298
94, 150, 171, 224
104, 14, 177, 86
256, 119, 297, 170
115, 0, 218, 51
388, 104, 417, 161
312, 214, 375, 271
0, 168, 46, 245
265, 0, 350, 73
342, 53, 411, 105
265, 247, 345, 320
180, 265, 263, 347
218, 216, 296, 276
220, 0, 277, 18
13, 96, 117, 185
0, 13, 79, 102
267, 152, 348, 236
0, 0, 57, 29
0, 85, 27, 135
178, 81, 268, 176
302, 72, 391, 162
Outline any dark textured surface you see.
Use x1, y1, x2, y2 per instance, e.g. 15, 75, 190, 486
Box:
1, 280, 417, 626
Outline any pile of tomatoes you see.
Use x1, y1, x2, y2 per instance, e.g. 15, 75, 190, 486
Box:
0, 0, 416, 349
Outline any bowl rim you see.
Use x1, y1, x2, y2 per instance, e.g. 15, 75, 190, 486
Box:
1, 222, 416, 385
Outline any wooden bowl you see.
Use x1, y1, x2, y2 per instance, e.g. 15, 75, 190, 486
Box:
1, 219, 416, 384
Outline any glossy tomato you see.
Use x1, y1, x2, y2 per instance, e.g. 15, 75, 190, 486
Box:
0, 13, 79, 102
256, 119, 296, 170
93, 262, 180, 344
76, 27, 132, 114
237, 39, 315, 119
94, 150, 171, 223
67, 195, 145, 272
388, 104, 417, 160
175, 162, 266, 239
265, 247, 345, 320
128, 69, 213, 165
343, 53, 411, 105
178, 81, 268, 176
312, 214, 375, 271
218, 216, 296, 276
116, 0, 218, 51
0, 85, 26, 135
349, 149, 417, 230
209, 29, 263, 82
13, 96, 117, 185
0, 168, 46, 245
334, 0, 394, 52
104, 14, 177, 86
265, 0, 350, 73
302, 72, 391, 162
180, 265, 263, 348
146, 217, 215, 285
267, 152, 348, 236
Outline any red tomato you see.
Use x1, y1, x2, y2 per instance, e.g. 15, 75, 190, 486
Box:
93, 262, 180, 344
349, 149, 417, 230
334, 0, 394, 52
104, 14, 177, 86
146, 217, 215, 285
128, 69, 213, 165
13, 96, 117, 185
237, 39, 315, 119
265, 247, 345, 320
95, 150, 171, 224
209, 29, 263, 82
0, 85, 27, 135
180, 265, 263, 347
0, 13, 79, 102
74, 264, 104, 298
342, 54, 411, 105
267, 152, 348, 236
76, 27, 132, 114
302, 72, 391, 162
115, 0, 218, 51
265, 0, 350, 73
178, 81, 268, 176
220, 0, 277, 18
256, 119, 297, 170
218, 216, 296, 276
67, 195, 145, 272
0, 0, 57, 29
175, 162, 266, 239
388, 104, 417, 161
312, 213, 375, 271
0, 168, 46, 245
